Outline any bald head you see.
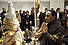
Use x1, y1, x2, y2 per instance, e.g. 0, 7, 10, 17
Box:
45, 11, 55, 23
46, 11, 52, 15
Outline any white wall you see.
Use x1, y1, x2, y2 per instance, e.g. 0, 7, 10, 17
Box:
0, 0, 64, 12
0, 1, 50, 13
0, 2, 34, 12
50, 0, 64, 10
0, 0, 49, 2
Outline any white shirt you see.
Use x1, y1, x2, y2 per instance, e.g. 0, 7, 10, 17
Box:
57, 12, 59, 19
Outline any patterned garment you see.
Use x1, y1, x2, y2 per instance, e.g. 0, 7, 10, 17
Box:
0, 29, 23, 45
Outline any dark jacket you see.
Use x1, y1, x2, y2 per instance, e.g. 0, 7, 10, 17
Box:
40, 20, 66, 45
25, 15, 30, 30
39, 14, 45, 26
29, 13, 35, 26
20, 14, 26, 31
55, 12, 63, 20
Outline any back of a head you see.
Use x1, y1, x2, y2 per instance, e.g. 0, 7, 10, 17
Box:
56, 8, 60, 12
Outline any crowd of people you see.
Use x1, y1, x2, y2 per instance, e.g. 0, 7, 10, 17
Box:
0, 2, 68, 45
1, 7, 68, 29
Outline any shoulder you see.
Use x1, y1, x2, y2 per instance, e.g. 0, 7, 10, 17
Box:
54, 20, 63, 28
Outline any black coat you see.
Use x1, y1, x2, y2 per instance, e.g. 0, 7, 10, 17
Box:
25, 15, 30, 30
40, 20, 65, 45
39, 14, 45, 26
29, 13, 35, 26
55, 12, 63, 20
20, 14, 26, 31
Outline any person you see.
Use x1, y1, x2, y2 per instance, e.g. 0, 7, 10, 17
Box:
39, 12, 44, 27
25, 11, 30, 30
29, 7, 35, 26
24, 28, 32, 43
64, 9, 68, 28
15, 11, 21, 23
0, 8, 6, 25
20, 11, 26, 31
42, 8, 48, 22
55, 8, 65, 27
50, 8, 56, 15
35, 11, 66, 45
55, 8, 63, 20
0, 1, 24, 45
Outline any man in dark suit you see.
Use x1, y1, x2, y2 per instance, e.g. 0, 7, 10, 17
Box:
1, 8, 6, 25
39, 12, 45, 27
29, 8, 35, 26
25, 11, 30, 30
43, 8, 48, 20
55, 8, 63, 20
20, 11, 26, 31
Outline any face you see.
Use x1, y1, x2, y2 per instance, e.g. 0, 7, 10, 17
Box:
2, 8, 6, 11
26, 12, 29, 15
45, 13, 54, 23
15, 11, 18, 15
45, 9, 48, 12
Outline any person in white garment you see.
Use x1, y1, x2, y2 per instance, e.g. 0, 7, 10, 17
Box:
0, 1, 24, 45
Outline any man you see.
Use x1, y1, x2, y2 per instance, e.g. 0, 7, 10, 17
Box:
15, 11, 21, 23
29, 7, 35, 26
42, 8, 48, 22
20, 11, 26, 31
39, 12, 44, 27
35, 11, 66, 45
1, 8, 6, 25
25, 11, 30, 30
55, 8, 63, 20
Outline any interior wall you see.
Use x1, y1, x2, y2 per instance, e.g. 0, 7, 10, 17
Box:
0, 0, 49, 2
0, 1, 50, 13
50, 0, 64, 10
0, 2, 34, 12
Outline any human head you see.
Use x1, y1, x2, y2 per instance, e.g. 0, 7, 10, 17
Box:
2, 8, 6, 12
15, 11, 18, 15
51, 8, 54, 11
45, 8, 48, 12
45, 11, 55, 23
19, 10, 22, 14
56, 8, 61, 12
26, 11, 29, 15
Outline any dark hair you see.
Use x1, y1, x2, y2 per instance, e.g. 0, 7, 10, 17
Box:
26, 11, 29, 13
56, 8, 60, 12
45, 8, 48, 10
15, 11, 18, 13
